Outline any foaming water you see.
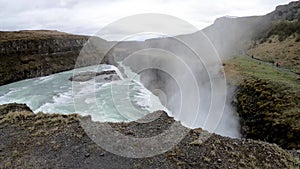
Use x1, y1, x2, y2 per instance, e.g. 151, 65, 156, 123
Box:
0, 63, 239, 138
0, 64, 167, 122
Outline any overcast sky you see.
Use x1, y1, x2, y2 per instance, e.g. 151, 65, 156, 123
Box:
0, 0, 295, 36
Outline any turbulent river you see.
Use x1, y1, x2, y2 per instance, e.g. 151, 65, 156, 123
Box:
0, 64, 167, 122
0, 63, 240, 138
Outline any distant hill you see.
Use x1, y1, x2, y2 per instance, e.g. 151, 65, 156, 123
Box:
197, 1, 300, 73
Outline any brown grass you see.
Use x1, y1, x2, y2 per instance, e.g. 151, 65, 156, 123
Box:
248, 34, 300, 73
0, 30, 88, 42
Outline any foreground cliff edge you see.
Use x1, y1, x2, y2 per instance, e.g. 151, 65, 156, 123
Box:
0, 103, 299, 168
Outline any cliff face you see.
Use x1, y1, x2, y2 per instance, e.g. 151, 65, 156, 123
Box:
236, 78, 300, 149
0, 30, 88, 55
267, 1, 300, 21
0, 30, 112, 86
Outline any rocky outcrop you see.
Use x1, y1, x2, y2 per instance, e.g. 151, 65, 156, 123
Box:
69, 70, 120, 82
236, 78, 300, 149
0, 103, 31, 118
267, 1, 300, 21
0, 103, 299, 168
0, 30, 114, 86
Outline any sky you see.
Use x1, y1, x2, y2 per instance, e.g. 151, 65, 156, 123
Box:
0, 0, 296, 37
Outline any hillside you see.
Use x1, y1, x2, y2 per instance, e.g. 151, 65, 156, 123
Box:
200, 1, 300, 74
185, 0, 300, 150
248, 20, 300, 74
225, 56, 300, 149
175, 1, 300, 149
247, 1, 300, 73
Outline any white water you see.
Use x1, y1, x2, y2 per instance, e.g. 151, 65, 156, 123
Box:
0, 64, 168, 122
0, 64, 240, 138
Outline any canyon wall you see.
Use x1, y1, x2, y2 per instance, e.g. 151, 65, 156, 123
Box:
0, 30, 112, 85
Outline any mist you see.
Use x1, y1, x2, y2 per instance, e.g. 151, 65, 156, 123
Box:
72, 12, 280, 138
80, 14, 245, 138
114, 32, 240, 138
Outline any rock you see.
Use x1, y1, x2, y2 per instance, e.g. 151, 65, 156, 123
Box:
190, 130, 212, 145
69, 71, 96, 82
69, 70, 120, 82
85, 153, 90, 157
0, 103, 33, 118
271, 1, 300, 21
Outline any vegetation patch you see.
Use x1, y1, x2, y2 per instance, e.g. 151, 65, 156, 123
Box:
253, 20, 300, 43
225, 56, 300, 149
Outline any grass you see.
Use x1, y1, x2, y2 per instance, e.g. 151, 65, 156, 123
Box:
225, 56, 300, 89
248, 30, 300, 74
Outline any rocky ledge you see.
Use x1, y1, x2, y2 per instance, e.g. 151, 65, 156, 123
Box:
0, 103, 299, 168
69, 70, 120, 82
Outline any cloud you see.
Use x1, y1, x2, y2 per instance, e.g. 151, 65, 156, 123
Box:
0, 0, 295, 36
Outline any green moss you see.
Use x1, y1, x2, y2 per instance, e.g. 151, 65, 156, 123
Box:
236, 78, 300, 149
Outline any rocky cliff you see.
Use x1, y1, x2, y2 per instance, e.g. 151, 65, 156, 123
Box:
236, 78, 300, 149
0, 30, 114, 86
267, 1, 300, 21
0, 103, 299, 168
